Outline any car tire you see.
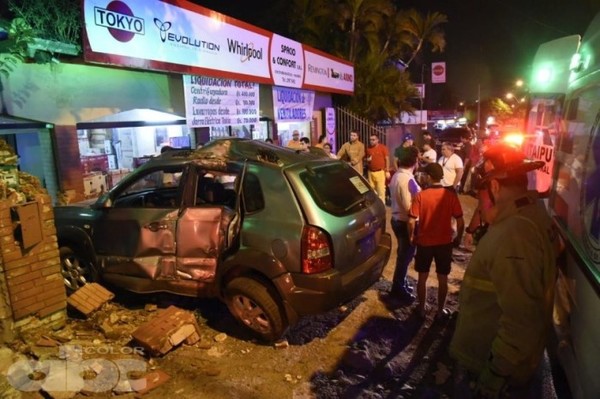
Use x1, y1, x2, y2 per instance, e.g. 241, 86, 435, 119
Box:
224, 277, 287, 342
59, 246, 96, 294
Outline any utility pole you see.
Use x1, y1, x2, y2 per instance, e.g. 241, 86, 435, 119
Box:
477, 83, 481, 135
420, 64, 425, 127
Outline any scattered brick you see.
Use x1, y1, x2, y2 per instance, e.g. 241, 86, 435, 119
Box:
66, 283, 114, 317
274, 339, 290, 350
145, 303, 158, 312
36, 336, 60, 347
131, 370, 171, 395
132, 306, 202, 356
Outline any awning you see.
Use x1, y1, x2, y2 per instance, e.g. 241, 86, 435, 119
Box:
0, 114, 54, 130
77, 108, 186, 129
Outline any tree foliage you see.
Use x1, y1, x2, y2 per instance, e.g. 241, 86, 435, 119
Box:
0, 17, 34, 78
464, 97, 515, 128
289, 0, 447, 121
8, 0, 81, 44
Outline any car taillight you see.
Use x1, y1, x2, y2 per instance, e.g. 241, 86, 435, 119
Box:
301, 225, 333, 274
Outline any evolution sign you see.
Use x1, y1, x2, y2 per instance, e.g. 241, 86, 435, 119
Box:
83, 0, 354, 94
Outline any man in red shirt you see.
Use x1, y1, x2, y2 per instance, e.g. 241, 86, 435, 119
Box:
366, 133, 390, 203
408, 163, 464, 319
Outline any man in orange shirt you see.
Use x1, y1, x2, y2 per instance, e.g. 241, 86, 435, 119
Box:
366, 133, 390, 203
286, 130, 304, 150
409, 163, 464, 319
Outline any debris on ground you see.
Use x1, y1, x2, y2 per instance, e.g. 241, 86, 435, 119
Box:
132, 306, 202, 356
66, 283, 115, 317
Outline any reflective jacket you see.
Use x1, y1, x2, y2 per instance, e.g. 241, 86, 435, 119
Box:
450, 191, 559, 385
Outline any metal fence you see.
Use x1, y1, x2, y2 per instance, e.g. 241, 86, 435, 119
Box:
335, 107, 387, 149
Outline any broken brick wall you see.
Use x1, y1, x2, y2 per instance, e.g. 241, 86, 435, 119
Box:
0, 194, 67, 343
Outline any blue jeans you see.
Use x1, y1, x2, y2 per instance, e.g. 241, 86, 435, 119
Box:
390, 218, 415, 294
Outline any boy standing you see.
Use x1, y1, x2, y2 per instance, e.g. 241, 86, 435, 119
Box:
408, 163, 464, 318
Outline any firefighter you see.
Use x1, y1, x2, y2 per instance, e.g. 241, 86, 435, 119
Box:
450, 143, 561, 398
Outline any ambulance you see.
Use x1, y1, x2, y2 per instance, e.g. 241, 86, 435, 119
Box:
540, 15, 600, 399
523, 35, 580, 194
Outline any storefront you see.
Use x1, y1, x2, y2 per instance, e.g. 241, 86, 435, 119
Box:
1, 60, 187, 202
1, 0, 354, 202
83, 0, 354, 149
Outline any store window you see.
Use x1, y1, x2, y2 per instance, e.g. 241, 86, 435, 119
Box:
77, 109, 191, 198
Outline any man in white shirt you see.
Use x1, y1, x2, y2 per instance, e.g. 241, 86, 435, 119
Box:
420, 141, 437, 165
384, 146, 421, 306
438, 142, 464, 190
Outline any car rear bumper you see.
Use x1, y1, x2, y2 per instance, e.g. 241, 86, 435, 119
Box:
274, 233, 391, 316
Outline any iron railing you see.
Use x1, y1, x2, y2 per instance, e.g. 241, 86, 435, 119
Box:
335, 106, 387, 148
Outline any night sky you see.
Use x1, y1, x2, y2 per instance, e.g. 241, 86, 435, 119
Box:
192, 0, 598, 106
402, 0, 598, 103
1, 1, 596, 107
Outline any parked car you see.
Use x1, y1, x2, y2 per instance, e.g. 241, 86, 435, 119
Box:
434, 127, 472, 148
55, 138, 391, 341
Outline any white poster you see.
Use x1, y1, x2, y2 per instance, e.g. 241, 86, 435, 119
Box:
272, 87, 315, 122
325, 107, 337, 151
431, 62, 446, 84
270, 34, 305, 88
414, 83, 425, 98
400, 110, 428, 125
303, 50, 354, 94
183, 75, 260, 127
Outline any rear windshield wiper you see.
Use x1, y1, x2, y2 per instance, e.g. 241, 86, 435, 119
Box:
344, 197, 365, 212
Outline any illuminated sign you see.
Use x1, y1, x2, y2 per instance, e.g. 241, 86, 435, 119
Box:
93, 1, 144, 42
269, 34, 304, 88
83, 0, 353, 94
184, 75, 260, 127
303, 50, 354, 94
272, 87, 314, 122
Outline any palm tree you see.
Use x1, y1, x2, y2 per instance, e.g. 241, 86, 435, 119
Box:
332, 0, 394, 62
289, 0, 447, 121
349, 53, 417, 120
288, 0, 332, 49
395, 9, 447, 66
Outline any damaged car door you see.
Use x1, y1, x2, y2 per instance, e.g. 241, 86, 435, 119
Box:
175, 164, 240, 285
92, 165, 186, 282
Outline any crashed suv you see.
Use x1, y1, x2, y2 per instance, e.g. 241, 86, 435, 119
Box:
55, 138, 391, 341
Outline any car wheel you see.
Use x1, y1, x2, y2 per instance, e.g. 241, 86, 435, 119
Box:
224, 277, 287, 342
60, 246, 95, 294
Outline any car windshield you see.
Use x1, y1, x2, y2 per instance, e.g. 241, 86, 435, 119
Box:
299, 163, 371, 216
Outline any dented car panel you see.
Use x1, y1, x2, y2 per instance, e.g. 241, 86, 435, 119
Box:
94, 208, 179, 279
176, 207, 235, 282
